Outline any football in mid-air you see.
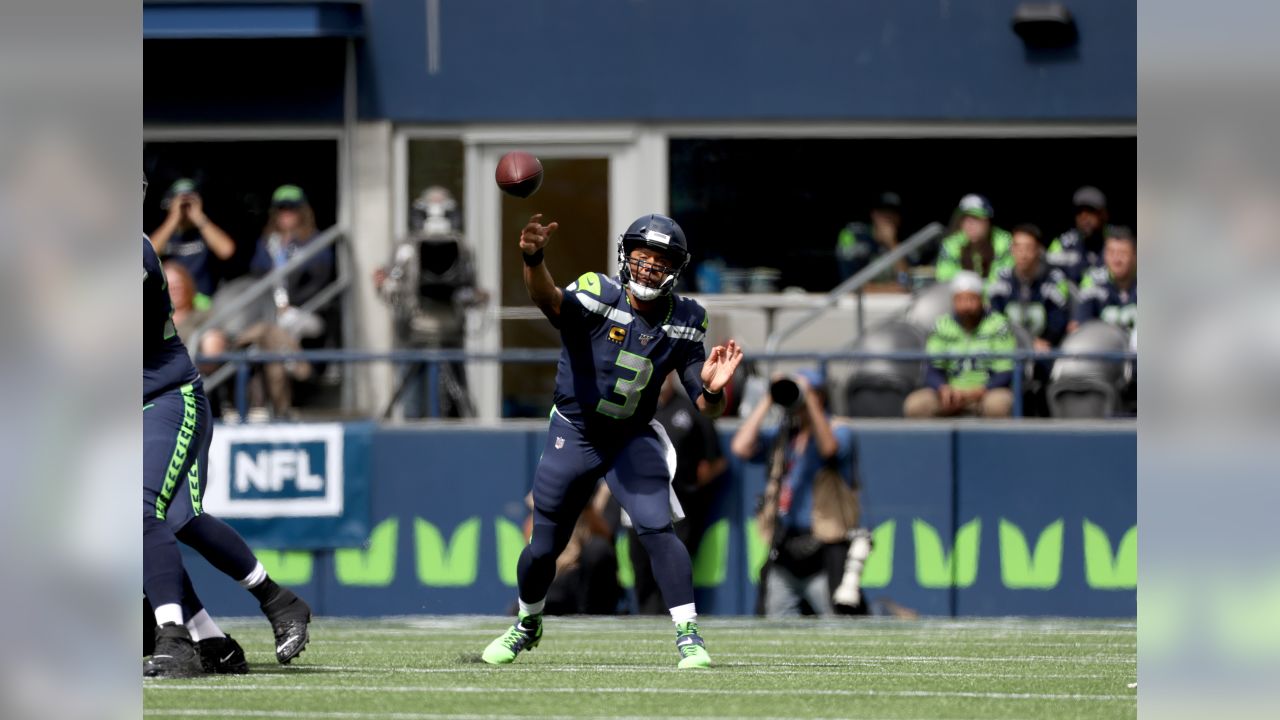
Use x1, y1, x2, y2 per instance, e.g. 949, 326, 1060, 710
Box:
495, 151, 543, 198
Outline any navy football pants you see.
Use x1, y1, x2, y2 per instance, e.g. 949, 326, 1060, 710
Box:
143, 383, 213, 615
516, 412, 695, 611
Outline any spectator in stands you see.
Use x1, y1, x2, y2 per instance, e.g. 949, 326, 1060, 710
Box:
935, 194, 1012, 283
250, 184, 334, 312
835, 191, 911, 291
986, 224, 1071, 351
904, 271, 1016, 417
149, 178, 237, 302
1072, 226, 1137, 334
163, 260, 226, 376
1047, 186, 1109, 285
731, 369, 863, 618
629, 372, 728, 614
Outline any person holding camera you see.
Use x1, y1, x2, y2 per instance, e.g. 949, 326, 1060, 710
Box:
373, 187, 487, 418
731, 368, 868, 617
149, 178, 237, 300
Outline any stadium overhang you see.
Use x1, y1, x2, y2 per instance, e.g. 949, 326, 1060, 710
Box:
143, 1, 364, 40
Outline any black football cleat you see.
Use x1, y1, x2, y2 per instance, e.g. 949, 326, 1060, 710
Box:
143, 623, 203, 678
143, 597, 157, 657
198, 635, 250, 674
260, 587, 311, 664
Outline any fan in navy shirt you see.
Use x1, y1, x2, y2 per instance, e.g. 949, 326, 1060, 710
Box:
1047, 186, 1109, 285
149, 179, 237, 299
986, 224, 1071, 350
482, 213, 743, 670
1073, 226, 1138, 334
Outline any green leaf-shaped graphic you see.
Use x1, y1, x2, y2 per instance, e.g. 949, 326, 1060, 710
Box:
999, 518, 1063, 589
914, 518, 981, 588
861, 520, 896, 589
414, 517, 481, 587
255, 549, 313, 586
335, 518, 399, 587
1083, 520, 1136, 589
692, 519, 729, 588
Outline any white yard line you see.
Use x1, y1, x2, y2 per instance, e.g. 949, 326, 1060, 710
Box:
144, 684, 1136, 702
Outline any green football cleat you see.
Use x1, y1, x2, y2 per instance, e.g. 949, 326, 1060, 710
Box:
482, 613, 542, 665
675, 621, 711, 669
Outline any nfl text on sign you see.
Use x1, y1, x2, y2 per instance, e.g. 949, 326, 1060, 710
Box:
204, 424, 346, 519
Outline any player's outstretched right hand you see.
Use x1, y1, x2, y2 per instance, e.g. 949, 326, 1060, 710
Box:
520, 214, 559, 256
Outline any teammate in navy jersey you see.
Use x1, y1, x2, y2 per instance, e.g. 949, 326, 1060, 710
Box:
144, 226, 311, 675
483, 213, 743, 669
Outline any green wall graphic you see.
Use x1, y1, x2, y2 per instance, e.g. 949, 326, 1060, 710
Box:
415, 517, 481, 587
335, 518, 398, 587
914, 518, 981, 588
1082, 519, 1137, 589
999, 519, 1064, 590
255, 549, 313, 586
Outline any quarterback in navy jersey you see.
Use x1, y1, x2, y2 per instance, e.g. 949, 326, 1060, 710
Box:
483, 213, 743, 669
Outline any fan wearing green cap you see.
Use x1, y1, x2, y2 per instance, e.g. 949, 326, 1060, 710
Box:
149, 178, 237, 302
933, 194, 1013, 284
249, 185, 334, 310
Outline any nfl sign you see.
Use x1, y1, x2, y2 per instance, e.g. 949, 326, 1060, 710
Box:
204, 423, 373, 548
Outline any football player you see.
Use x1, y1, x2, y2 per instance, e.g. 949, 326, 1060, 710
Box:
482, 213, 743, 669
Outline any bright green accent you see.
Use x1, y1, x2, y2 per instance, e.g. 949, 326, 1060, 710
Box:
837, 226, 857, 250
414, 517, 482, 587
495, 518, 527, 587
615, 534, 635, 589
186, 462, 202, 516
143, 403, 155, 411
861, 520, 896, 588
575, 271, 602, 297
193, 293, 213, 312
1003, 302, 1047, 338
271, 184, 305, 204
999, 519, 1064, 590
675, 622, 711, 669
254, 550, 313, 586
746, 519, 770, 583
482, 618, 543, 665
935, 227, 1014, 282
155, 384, 199, 520
701, 311, 709, 330
1082, 520, 1137, 589
926, 312, 1017, 390
335, 518, 399, 587
913, 518, 981, 589
691, 519, 729, 588
595, 350, 654, 419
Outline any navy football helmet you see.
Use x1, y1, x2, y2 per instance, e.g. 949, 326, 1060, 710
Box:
617, 213, 690, 300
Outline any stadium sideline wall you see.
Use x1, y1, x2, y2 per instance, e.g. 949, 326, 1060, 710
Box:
185, 423, 1136, 618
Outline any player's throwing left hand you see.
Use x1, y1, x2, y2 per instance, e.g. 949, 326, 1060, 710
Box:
702, 339, 744, 393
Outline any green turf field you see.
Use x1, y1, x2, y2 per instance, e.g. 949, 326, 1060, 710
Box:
143, 616, 1136, 719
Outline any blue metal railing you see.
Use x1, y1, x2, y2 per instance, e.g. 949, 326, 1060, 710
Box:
195, 348, 1137, 419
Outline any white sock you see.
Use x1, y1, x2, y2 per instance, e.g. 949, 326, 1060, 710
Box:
185, 609, 226, 642
154, 603, 184, 627
669, 602, 697, 626
238, 561, 268, 589
518, 598, 545, 617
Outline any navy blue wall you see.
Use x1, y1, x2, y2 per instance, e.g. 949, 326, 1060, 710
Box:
360, 0, 1135, 122
185, 423, 1135, 618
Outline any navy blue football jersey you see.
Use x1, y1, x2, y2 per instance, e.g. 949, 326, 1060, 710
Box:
986, 265, 1071, 346
144, 236, 199, 402
1075, 268, 1137, 332
552, 272, 708, 438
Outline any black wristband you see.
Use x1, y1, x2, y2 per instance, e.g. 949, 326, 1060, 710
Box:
701, 386, 724, 403
522, 249, 544, 267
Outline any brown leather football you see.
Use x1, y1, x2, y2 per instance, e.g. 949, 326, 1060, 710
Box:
495, 151, 543, 198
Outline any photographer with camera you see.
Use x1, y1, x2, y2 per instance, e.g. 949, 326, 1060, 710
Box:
149, 178, 237, 300
374, 187, 487, 418
731, 369, 871, 617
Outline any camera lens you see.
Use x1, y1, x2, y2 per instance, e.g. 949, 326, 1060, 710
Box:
769, 377, 801, 408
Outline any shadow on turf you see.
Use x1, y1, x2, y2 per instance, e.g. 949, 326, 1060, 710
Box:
457, 652, 486, 664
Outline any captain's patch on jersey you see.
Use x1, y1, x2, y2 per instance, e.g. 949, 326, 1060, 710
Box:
645, 230, 671, 245
608, 326, 627, 343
